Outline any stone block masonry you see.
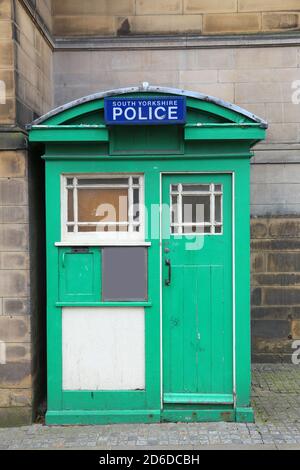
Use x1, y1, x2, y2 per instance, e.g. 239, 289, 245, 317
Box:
51, 0, 300, 36
0, 147, 32, 426
251, 217, 300, 363
0, 0, 51, 426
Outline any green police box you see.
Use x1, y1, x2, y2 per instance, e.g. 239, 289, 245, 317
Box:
27, 85, 267, 425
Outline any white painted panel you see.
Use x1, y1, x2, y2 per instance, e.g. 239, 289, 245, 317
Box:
62, 307, 145, 390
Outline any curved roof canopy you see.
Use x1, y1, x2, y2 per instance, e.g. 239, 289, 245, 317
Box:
27, 84, 267, 147
27, 84, 267, 129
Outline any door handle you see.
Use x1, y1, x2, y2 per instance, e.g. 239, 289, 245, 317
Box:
165, 258, 171, 286
62, 252, 66, 268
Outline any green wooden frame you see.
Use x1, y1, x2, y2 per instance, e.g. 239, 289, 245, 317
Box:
28, 89, 266, 425
58, 247, 101, 303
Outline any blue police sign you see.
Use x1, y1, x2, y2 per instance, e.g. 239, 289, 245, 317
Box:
104, 96, 186, 125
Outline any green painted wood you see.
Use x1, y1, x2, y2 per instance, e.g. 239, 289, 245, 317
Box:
30, 92, 265, 147
62, 390, 147, 410
185, 97, 254, 125
235, 407, 254, 423
35, 94, 256, 128
32, 125, 107, 129
58, 247, 101, 303
46, 409, 160, 425
161, 408, 235, 423
162, 174, 233, 400
234, 160, 252, 409
29, 126, 108, 142
143, 168, 161, 410
30, 125, 263, 144
163, 393, 234, 404
35, 89, 266, 424
110, 126, 183, 155
45, 162, 63, 411
43, 152, 252, 161
185, 123, 260, 128
43, 100, 105, 125
184, 125, 265, 141
43, 158, 252, 422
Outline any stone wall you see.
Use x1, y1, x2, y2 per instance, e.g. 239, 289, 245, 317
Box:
32, 0, 52, 33
53, 46, 300, 217
0, 147, 32, 426
0, 0, 15, 124
0, 0, 52, 426
251, 217, 300, 363
51, 0, 300, 36
14, 0, 53, 126
53, 43, 300, 367
0, 1, 53, 125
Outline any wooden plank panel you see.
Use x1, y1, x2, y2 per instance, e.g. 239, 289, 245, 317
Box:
197, 266, 212, 393
182, 266, 198, 393
62, 307, 145, 390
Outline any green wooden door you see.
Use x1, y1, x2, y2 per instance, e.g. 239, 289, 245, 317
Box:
162, 174, 233, 405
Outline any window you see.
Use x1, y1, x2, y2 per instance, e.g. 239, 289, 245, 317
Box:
170, 183, 223, 235
63, 175, 144, 241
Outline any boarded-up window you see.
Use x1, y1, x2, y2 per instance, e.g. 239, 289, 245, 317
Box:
77, 188, 128, 232
64, 175, 143, 237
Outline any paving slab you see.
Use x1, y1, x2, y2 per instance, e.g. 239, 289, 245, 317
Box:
0, 364, 299, 449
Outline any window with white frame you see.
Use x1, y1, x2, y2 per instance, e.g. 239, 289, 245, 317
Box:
170, 183, 223, 235
62, 175, 144, 240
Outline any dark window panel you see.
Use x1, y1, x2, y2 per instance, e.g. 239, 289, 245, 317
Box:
102, 247, 147, 301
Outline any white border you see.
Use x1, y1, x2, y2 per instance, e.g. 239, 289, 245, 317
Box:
159, 171, 235, 408
159, 172, 163, 408
55, 241, 151, 247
